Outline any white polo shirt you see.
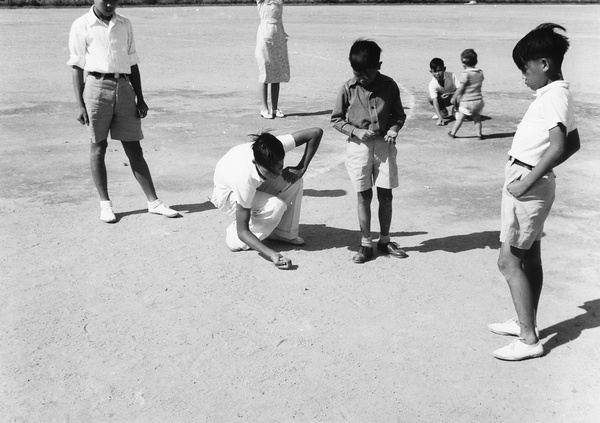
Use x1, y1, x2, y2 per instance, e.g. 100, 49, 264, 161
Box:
67, 6, 139, 74
428, 72, 459, 99
508, 81, 576, 166
211, 134, 296, 215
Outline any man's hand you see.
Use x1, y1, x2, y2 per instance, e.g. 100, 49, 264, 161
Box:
76, 105, 89, 125
354, 128, 376, 141
136, 98, 149, 119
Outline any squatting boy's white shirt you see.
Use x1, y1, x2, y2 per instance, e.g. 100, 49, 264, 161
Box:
67, 6, 140, 74
428, 72, 459, 99
508, 81, 577, 166
211, 134, 296, 215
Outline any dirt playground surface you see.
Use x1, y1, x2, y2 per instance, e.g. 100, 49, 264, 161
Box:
1, 4, 599, 422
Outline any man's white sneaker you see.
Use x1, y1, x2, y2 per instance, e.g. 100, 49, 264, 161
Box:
488, 317, 539, 337
100, 201, 117, 223
148, 201, 180, 218
493, 338, 544, 361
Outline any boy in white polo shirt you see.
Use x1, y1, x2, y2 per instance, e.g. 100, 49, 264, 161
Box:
211, 127, 322, 269
427, 57, 458, 126
489, 23, 580, 361
68, 0, 179, 223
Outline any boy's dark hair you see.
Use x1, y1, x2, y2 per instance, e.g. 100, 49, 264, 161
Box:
250, 132, 285, 172
460, 49, 478, 67
349, 39, 381, 75
430, 57, 445, 70
512, 23, 569, 72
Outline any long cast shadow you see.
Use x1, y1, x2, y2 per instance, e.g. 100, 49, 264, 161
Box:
285, 109, 332, 117
116, 200, 215, 219
540, 299, 600, 354
273, 224, 427, 252
303, 189, 346, 198
404, 230, 501, 253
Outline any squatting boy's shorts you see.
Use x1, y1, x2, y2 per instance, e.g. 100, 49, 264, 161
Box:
500, 159, 555, 250
459, 99, 484, 116
345, 136, 399, 192
83, 74, 143, 143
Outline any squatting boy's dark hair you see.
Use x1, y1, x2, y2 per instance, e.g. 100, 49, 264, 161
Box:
349, 39, 381, 75
250, 132, 285, 172
430, 57, 445, 70
460, 49, 478, 67
512, 23, 570, 72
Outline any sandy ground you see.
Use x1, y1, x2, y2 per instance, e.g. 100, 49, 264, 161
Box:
1, 4, 600, 422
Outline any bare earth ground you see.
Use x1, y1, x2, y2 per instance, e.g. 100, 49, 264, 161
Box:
1, 4, 599, 422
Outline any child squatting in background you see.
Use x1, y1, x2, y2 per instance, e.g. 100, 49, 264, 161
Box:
428, 57, 459, 126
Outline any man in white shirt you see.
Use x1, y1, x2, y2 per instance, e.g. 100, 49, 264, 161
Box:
211, 127, 322, 269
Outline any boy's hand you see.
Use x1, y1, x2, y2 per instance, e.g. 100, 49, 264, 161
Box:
271, 253, 292, 270
76, 105, 89, 125
436, 117, 446, 126
282, 166, 304, 184
354, 128, 376, 141
136, 99, 149, 119
384, 130, 398, 144
507, 178, 530, 198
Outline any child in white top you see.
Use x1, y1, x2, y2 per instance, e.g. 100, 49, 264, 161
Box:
488, 23, 580, 361
427, 57, 459, 126
449, 49, 485, 139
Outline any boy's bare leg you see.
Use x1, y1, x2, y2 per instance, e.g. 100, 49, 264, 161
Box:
473, 114, 483, 138
377, 187, 392, 237
258, 83, 269, 111
357, 188, 373, 240
90, 140, 109, 201
271, 83, 280, 111
121, 141, 158, 202
497, 242, 539, 344
523, 241, 544, 321
449, 112, 465, 136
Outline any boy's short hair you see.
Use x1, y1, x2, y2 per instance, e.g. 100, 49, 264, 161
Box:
250, 132, 285, 172
512, 23, 569, 72
460, 49, 478, 67
349, 39, 381, 75
430, 57, 445, 70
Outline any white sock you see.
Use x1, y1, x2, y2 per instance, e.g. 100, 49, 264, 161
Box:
148, 199, 161, 209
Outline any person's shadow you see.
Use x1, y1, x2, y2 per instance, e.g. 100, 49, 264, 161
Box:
116, 200, 215, 220
540, 299, 600, 354
404, 230, 501, 253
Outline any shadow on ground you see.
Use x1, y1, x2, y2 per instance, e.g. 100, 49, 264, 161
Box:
404, 230, 501, 253
541, 298, 600, 354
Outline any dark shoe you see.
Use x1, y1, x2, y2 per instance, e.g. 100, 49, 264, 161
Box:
377, 241, 408, 259
353, 246, 373, 264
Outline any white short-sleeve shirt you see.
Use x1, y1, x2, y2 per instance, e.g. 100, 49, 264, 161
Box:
428, 72, 459, 99
508, 81, 577, 166
211, 134, 296, 215
67, 6, 140, 73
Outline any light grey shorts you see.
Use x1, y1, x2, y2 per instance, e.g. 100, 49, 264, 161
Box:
459, 99, 484, 116
500, 160, 555, 250
83, 74, 143, 143
345, 136, 399, 192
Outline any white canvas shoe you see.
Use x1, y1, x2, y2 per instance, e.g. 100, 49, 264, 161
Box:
493, 338, 544, 361
148, 201, 180, 218
100, 201, 117, 223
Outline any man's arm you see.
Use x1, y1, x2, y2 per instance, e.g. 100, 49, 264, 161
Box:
71, 66, 89, 125
128, 64, 148, 119
507, 125, 576, 198
281, 127, 323, 184
235, 204, 290, 268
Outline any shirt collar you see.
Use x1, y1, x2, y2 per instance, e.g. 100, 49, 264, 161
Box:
348, 72, 381, 90
535, 80, 569, 98
85, 6, 122, 25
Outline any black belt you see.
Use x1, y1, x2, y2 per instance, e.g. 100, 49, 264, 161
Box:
89, 72, 129, 79
509, 156, 534, 171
